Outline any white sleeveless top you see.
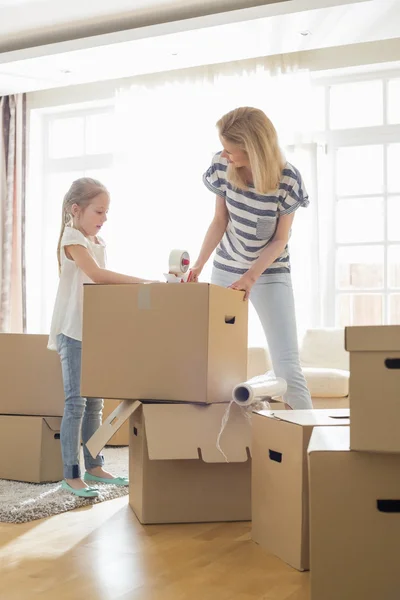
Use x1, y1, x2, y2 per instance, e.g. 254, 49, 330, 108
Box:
48, 227, 106, 351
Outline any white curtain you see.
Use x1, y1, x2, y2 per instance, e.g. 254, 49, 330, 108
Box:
108, 57, 323, 345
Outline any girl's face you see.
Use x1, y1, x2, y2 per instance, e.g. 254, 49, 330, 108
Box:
72, 192, 110, 238
220, 136, 249, 168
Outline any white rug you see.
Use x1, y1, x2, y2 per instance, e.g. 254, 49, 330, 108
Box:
0, 447, 129, 524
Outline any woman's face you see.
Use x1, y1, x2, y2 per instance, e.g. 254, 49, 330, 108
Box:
220, 136, 249, 168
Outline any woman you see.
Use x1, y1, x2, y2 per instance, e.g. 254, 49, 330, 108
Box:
189, 107, 312, 409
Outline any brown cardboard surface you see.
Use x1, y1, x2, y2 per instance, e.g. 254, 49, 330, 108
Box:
345, 325, 400, 452
251, 409, 350, 571
81, 283, 248, 404
308, 426, 400, 600
345, 324, 400, 351
102, 400, 129, 446
0, 415, 63, 483
0, 334, 64, 416
129, 403, 252, 524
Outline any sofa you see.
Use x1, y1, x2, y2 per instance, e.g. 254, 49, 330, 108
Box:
248, 328, 349, 410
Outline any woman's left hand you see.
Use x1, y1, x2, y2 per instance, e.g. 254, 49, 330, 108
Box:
229, 272, 257, 300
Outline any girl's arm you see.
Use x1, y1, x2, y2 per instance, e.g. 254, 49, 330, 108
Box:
65, 245, 154, 284
190, 196, 229, 277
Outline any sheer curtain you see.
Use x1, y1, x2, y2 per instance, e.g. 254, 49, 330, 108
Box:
108, 57, 322, 345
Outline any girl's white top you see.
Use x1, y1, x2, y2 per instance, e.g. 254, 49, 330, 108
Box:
48, 226, 106, 351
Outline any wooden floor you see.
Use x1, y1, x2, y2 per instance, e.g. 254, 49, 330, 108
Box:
0, 497, 309, 600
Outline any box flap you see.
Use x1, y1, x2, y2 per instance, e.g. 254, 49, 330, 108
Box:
87, 400, 141, 458
345, 325, 400, 352
253, 408, 349, 427
308, 425, 350, 454
43, 417, 62, 432
142, 403, 251, 463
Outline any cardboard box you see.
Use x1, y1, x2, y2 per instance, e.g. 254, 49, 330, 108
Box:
308, 426, 400, 600
0, 415, 63, 483
87, 400, 252, 524
251, 408, 350, 571
81, 283, 248, 404
0, 333, 65, 417
102, 399, 129, 446
345, 325, 400, 452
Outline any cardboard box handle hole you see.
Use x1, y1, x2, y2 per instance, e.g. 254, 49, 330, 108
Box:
385, 358, 400, 370
377, 500, 400, 513
269, 449, 282, 463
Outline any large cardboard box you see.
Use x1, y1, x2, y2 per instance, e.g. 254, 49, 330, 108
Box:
81, 283, 248, 404
345, 325, 400, 452
0, 415, 63, 483
0, 333, 65, 416
102, 399, 129, 446
251, 408, 350, 571
308, 426, 400, 600
87, 400, 252, 524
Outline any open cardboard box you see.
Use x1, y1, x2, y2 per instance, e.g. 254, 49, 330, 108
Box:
81, 283, 248, 404
251, 408, 350, 571
345, 325, 400, 452
87, 399, 252, 524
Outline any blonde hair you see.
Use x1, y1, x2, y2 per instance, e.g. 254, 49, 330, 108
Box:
57, 177, 109, 273
217, 107, 285, 195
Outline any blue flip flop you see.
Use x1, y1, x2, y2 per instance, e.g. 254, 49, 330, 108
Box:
61, 480, 99, 498
84, 472, 129, 486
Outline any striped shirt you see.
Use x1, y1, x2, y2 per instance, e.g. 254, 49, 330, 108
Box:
203, 151, 309, 275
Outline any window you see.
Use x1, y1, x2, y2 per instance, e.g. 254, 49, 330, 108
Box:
333, 139, 400, 326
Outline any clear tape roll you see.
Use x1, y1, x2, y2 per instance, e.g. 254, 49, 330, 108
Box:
168, 249, 190, 275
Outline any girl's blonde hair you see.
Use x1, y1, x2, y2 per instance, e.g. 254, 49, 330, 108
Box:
217, 107, 285, 195
57, 177, 109, 273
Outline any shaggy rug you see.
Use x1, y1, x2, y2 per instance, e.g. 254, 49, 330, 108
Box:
0, 447, 129, 524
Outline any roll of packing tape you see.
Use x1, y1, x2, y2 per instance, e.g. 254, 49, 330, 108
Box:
168, 249, 190, 276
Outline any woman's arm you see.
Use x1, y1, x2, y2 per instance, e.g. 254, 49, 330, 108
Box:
65, 245, 154, 284
189, 196, 228, 280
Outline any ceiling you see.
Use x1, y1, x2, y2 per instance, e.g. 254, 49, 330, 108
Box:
0, 0, 398, 95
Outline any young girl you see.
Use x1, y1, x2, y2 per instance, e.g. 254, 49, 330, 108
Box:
48, 177, 153, 498
189, 107, 312, 410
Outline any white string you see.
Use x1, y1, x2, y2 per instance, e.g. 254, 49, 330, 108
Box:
216, 398, 271, 463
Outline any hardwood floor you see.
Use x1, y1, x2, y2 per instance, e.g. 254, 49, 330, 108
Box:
0, 497, 310, 600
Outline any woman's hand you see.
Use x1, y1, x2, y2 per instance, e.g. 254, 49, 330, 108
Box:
229, 272, 257, 300
187, 263, 204, 283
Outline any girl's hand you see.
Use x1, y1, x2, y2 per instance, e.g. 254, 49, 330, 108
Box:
229, 272, 257, 300
187, 263, 203, 283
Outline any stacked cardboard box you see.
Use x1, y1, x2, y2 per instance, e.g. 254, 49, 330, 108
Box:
81, 282, 250, 524
250, 408, 350, 571
308, 325, 400, 600
0, 334, 64, 483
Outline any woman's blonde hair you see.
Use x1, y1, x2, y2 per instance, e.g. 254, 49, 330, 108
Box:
57, 177, 109, 273
217, 107, 285, 195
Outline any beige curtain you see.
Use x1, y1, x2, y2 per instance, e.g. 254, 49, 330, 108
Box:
0, 94, 26, 333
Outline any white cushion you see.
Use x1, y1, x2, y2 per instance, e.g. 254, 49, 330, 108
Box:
303, 367, 349, 398
300, 329, 349, 371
